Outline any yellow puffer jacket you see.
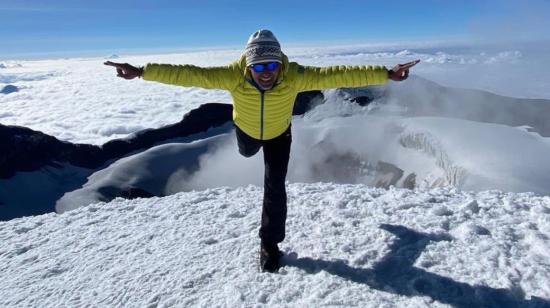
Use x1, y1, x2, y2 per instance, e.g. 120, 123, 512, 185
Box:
143, 53, 388, 140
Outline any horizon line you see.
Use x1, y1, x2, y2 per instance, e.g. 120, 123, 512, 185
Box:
1, 37, 549, 62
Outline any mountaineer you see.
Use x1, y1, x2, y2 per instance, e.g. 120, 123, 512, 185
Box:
105, 29, 419, 272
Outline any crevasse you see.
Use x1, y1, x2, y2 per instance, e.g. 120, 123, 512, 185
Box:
398, 131, 467, 188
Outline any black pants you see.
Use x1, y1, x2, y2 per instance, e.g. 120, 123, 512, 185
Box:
235, 125, 291, 244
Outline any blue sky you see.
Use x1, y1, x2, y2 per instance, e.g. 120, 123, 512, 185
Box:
1, 0, 549, 59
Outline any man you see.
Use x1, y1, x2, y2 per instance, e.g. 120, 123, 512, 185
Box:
105, 29, 419, 272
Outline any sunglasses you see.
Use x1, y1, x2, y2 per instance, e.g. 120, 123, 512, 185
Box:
250, 62, 280, 73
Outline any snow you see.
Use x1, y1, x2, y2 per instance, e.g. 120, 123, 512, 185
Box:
1, 184, 549, 307
398, 117, 550, 194
2, 41, 550, 306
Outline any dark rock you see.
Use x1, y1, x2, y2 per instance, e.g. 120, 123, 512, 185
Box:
1, 85, 18, 94
97, 186, 156, 201
312, 151, 365, 184
349, 96, 373, 106
293, 91, 324, 115
0, 125, 105, 178
0, 103, 233, 179
294, 88, 386, 114
102, 103, 232, 159
341, 86, 387, 106
403, 173, 416, 189
374, 161, 404, 188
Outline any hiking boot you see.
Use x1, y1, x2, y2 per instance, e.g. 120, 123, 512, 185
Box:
260, 242, 283, 273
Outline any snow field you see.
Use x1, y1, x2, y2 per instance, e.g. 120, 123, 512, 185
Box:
1, 183, 549, 307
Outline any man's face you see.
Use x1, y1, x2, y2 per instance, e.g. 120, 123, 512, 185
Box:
249, 62, 280, 90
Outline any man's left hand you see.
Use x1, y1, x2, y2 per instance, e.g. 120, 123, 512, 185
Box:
388, 59, 420, 81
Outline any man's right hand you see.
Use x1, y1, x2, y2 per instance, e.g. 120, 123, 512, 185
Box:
104, 61, 143, 80
388, 60, 420, 82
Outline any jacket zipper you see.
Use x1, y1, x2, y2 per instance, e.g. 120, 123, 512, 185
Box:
245, 77, 272, 140
260, 90, 265, 140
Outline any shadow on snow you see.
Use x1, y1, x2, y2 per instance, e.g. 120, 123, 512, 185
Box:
284, 224, 550, 308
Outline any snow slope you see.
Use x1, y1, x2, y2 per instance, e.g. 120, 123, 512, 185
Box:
1, 183, 549, 307
53, 112, 550, 214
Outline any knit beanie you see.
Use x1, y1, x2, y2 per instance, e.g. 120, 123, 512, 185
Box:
245, 29, 282, 66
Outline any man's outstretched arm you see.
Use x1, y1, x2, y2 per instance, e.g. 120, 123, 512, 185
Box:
104, 61, 241, 90
292, 59, 420, 91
